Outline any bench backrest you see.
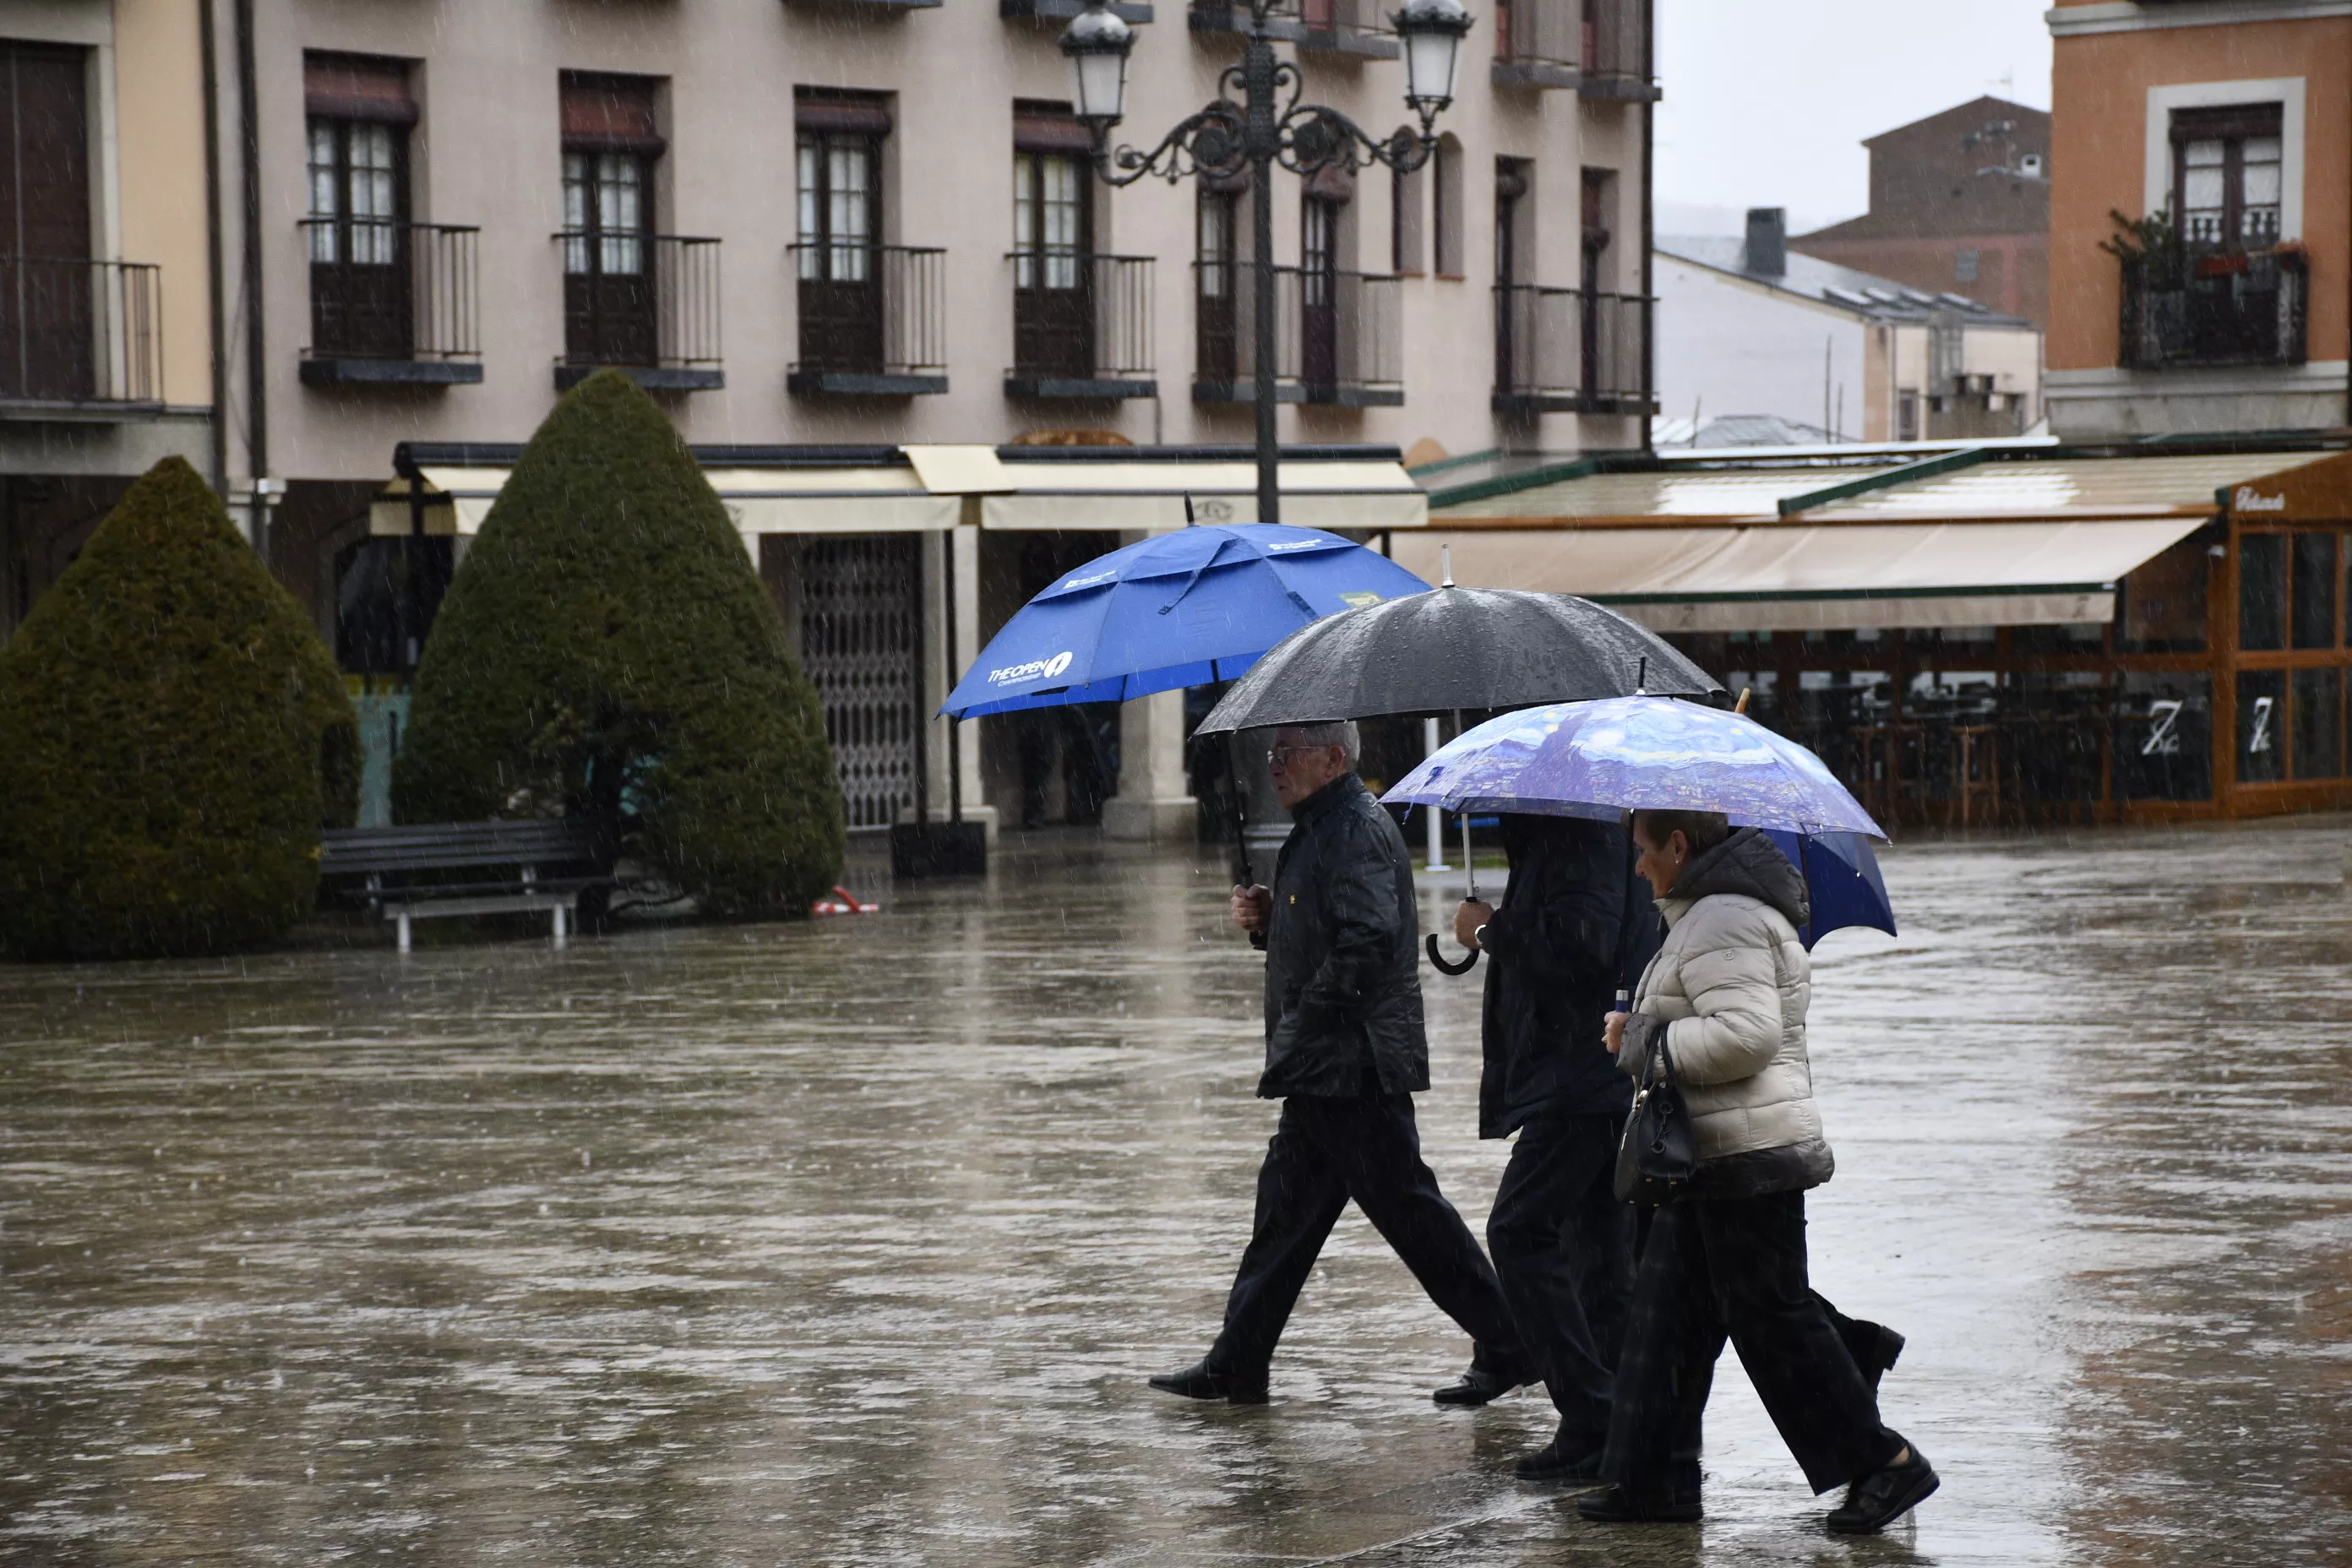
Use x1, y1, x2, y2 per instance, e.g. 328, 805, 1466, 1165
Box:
320, 819, 600, 877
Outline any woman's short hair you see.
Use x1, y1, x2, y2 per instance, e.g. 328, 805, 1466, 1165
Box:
1634, 808, 1731, 856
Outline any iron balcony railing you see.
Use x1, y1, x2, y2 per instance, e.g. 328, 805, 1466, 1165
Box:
1189, 0, 1307, 40
1492, 284, 1652, 411
2119, 244, 2308, 370
0, 257, 162, 407
1297, 0, 1398, 57
789, 243, 947, 383
300, 219, 481, 363
554, 231, 722, 371
1005, 252, 1154, 391
1581, 0, 1655, 98
1195, 262, 1402, 404
1492, 0, 1579, 87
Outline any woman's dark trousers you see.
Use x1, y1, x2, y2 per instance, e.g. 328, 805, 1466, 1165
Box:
1603, 1190, 1903, 1496
1206, 1093, 1524, 1378
1486, 1113, 1634, 1448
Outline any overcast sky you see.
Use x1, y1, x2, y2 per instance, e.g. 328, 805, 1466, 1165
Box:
1654, 0, 2055, 236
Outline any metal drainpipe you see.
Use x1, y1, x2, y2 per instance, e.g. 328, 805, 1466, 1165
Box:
234, 0, 268, 563
1639, 0, 1656, 457
199, 0, 228, 495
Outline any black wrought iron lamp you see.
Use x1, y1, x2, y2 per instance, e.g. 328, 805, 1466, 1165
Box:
1059, 0, 1470, 524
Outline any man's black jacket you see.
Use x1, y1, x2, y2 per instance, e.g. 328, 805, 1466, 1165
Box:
1475, 814, 1660, 1138
1255, 772, 1428, 1099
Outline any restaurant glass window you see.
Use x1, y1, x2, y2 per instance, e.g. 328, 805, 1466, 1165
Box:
2239, 532, 2286, 651
2292, 531, 2338, 648
2119, 536, 2208, 653
2237, 669, 2285, 782
2116, 672, 2213, 802
2293, 667, 2342, 779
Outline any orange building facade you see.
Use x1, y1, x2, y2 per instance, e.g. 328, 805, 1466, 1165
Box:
2046, 0, 2352, 438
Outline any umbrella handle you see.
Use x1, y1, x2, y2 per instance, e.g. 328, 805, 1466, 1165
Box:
1425, 934, 1479, 977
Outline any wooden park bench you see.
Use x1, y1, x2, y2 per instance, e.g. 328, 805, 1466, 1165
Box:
318, 819, 610, 952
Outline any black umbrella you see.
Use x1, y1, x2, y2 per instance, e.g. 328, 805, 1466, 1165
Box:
1194, 579, 1723, 975
1192, 584, 1722, 738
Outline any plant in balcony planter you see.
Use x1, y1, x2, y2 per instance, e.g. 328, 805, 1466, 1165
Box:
392, 369, 845, 917
0, 456, 360, 961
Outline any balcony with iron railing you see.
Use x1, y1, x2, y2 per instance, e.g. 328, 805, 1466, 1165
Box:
0, 258, 162, 416
787, 243, 948, 397
1004, 252, 1156, 400
300, 220, 481, 387
1194, 262, 1402, 406
1190, 0, 1308, 41
1491, 284, 1652, 416
1578, 0, 1657, 100
552, 231, 724, 391
1296, 0, 1398, 60
1004, 0, 1153, 21
2118, 243, 2308, 372
1491, 0, 1578, 90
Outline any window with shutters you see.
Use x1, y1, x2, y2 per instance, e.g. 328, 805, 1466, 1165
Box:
559, 73, 663, 368
0, 41, 94, 401
304, 54, 416, 360
2172, 103, 2283, 250
1011, 125, 1094, 379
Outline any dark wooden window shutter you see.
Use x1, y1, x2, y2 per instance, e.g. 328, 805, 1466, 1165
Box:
561, 72, 664, 155
305, 52, 417, 125
1013, 101, 1092, 155
795, 89, 892, 137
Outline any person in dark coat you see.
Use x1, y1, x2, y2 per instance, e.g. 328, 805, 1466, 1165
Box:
1442, 814, 1658, 1479
1148, 721, 1528, 1405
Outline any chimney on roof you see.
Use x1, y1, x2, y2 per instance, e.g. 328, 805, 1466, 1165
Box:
1745, 207, 1787, 276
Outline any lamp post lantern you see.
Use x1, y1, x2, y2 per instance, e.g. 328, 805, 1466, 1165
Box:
1060, 0, 1468, 525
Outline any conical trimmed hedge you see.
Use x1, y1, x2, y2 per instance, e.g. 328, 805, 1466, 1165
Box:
0, 456, 360, 960
393, 370, 844, 915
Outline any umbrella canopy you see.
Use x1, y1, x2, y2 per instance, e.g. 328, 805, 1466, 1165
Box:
1193, 585, 1720, 736
1381, 695, 1886, 839
1761, 830, 1897, 949
940, 524, 1429, 719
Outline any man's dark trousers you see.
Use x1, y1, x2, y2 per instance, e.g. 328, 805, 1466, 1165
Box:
1603, 1190, 1903, 1496
1206, 1092, 1523, 1379
1486, 1113, 1633, 1446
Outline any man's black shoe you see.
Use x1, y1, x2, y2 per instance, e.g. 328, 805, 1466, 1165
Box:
1575, 1484, 1702, 1524
1825, 1445, 1939, 1534
1146, 1361, 1268, 1405
1513, 1427, 1606, 1481
1429, 1363, 1533, 1406
1854, 1321, 1907, 1396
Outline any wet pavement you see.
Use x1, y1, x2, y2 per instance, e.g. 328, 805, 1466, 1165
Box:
1, 820, 2348, 1566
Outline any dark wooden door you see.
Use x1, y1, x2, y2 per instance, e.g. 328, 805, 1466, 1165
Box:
1195, 189, 1238, 382
1494, 162, 1524, 391
0, 43, 91, 400
1013, 150, 1093, 378
796, 132, 882, 373
307, 118, 412, 358
563, 150, 657, 366
1300, 196, 1340, 390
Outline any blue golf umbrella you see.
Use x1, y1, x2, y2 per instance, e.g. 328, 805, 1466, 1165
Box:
1383, 696, 1894, 947
940, 523, 1430, 719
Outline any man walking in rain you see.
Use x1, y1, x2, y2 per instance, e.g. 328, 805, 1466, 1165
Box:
1148, 721, 1529, 1405
1448, 814, 1658, 1478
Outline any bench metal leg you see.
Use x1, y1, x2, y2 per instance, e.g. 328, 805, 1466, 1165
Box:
396, 912, 412, 954
552, 903, 568, 945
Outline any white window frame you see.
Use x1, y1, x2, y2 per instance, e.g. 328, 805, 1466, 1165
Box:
2144, 77, 2305, 241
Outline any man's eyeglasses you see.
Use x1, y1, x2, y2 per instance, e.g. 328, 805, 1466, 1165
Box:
1268, 744, 1338, 768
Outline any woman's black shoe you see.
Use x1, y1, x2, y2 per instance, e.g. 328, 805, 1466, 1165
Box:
1513, 1427, 1606, 1481
1146, 1361, 1269, 1405
1825, 1446, 1939, 1534
1575, 1484, 1703, 1524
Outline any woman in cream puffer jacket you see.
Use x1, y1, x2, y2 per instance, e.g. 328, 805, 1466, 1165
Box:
1581, 812, 1937, 1537
1612, 818, 1832, 1197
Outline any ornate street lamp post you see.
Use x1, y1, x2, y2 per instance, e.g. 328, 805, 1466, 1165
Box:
1061, 0, 1470, 524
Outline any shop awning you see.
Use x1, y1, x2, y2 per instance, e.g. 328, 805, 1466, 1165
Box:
377, 443, 1426, 541
1392, 517, 2212, 633
1408, 444, 2352, 634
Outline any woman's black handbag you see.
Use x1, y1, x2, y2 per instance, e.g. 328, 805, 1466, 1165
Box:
1614, 1030, 1697, 1204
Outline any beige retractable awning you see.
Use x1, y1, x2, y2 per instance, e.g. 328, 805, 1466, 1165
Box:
902, 444, 1428, 533
370, 464, 959, 538
1393, 516, 2213, 633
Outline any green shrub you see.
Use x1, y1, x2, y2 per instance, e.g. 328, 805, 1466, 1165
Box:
0, 456, 359, 961
393, 370, 844, 915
